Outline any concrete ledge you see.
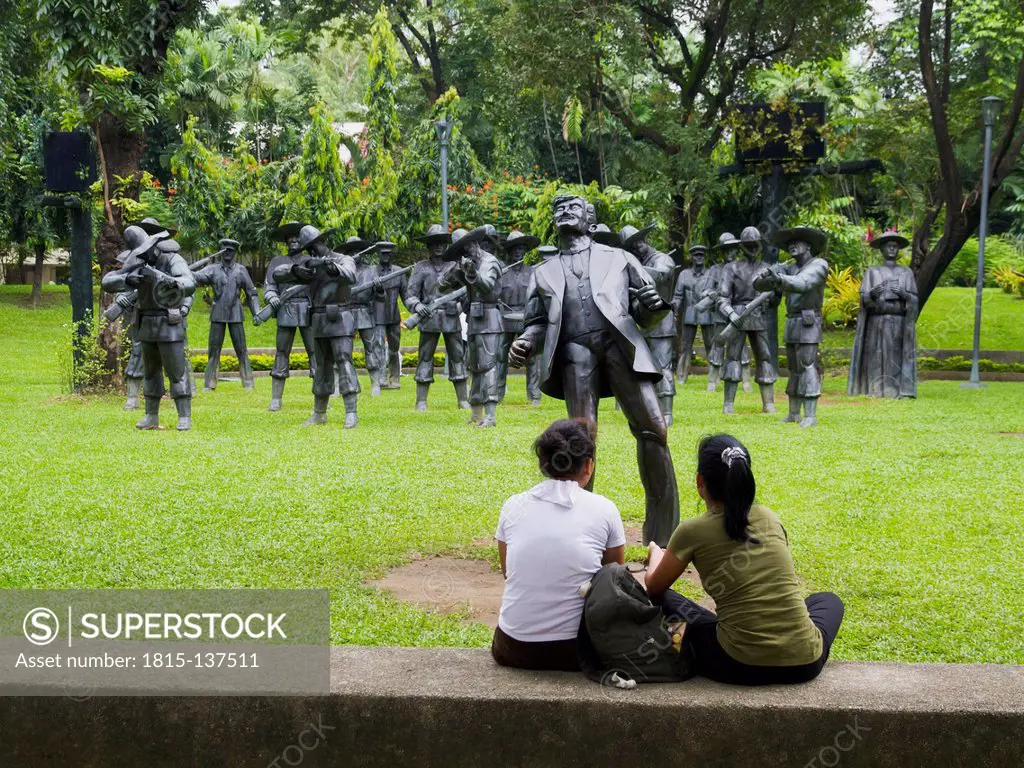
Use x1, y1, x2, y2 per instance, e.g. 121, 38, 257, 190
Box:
2, 648, 1022, 766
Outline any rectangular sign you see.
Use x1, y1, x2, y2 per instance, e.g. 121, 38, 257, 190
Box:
0, 590, 330, 696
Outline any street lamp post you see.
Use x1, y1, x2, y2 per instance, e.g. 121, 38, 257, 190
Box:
963, 95, 1003, 389
436, 119, 451, 230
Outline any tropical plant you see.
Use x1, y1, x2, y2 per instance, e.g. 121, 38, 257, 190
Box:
823, 265, 861, 328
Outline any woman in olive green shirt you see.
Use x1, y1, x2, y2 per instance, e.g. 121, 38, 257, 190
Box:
645, 434, 844, 685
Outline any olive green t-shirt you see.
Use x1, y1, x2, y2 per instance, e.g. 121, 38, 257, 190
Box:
667, 504, 823, 667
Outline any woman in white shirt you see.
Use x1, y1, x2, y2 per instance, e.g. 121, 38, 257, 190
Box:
492, 419, 626, 671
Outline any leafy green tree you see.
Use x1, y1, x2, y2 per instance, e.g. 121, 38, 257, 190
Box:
365, 6, 402, 156
283, 102, 348, 226
170, 116, 229, 253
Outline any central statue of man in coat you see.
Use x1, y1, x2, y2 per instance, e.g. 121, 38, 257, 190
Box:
508, 194, 680, 545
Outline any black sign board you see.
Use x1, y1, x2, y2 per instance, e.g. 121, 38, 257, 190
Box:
43, 131, 97, 192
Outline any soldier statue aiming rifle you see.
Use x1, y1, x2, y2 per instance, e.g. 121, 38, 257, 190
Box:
756, 227, 830, 427
193, 238, 260, 391
273, 226, 360, 427
101, 225, 197, 430
340, 236, 386, 396
716, 226, 779, 415
404, 224, 470, 412
259, 221, 318, 412
438, 226, 505, 427
361, 240, 410, 390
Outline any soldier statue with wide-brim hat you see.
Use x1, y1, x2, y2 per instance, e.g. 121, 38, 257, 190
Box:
405, 224, 469, 412
262, 221, 318, 411
618, 223, 678, 426
714, 226, 780, 415
508, 193, 679, 545
754, 226, 830, 427
847, 231, 918, 399
496, 230, 542, 404
340, 235, 386, 396
672, 244, 717, 386
193, 237, 260, 392
438, 225, 505, 427
365, 239, 410, 390
101, 224, 197, 430
272, 225, 361, 427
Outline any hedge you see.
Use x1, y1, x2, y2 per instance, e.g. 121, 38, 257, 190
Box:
190, 351, 445, 373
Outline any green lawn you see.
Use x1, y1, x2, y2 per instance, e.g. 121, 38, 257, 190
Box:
1, 284, 1023, 663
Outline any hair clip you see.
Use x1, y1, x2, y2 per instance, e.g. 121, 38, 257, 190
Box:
721, 446, 747, 468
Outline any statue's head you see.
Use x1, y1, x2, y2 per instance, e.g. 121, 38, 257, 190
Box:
689, 245, 707, 268
287, 235, 301, 253
882, 241, 899, 260
419, 224, 451, 258
774, 227, 826, 264
219, 239, 239, 265
618, 224, 656, 256
377, 241, 396, 264
739, 226, 763, 258
552, 194, 589, 237
123, 224, 165, 265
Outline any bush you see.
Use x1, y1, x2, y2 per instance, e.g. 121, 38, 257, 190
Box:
993, 264, 1024, 295
190, 350, 445, 372
940, 236, 1022, 287
823, 266, 861, 328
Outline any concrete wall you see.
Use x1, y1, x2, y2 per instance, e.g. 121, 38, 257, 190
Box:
1, 647, 1022, 767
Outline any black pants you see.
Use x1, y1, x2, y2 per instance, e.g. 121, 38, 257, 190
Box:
660, 589, 844, 685
491, 626, 579, 672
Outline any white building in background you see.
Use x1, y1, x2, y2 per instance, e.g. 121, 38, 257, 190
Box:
334, 122, 366, 165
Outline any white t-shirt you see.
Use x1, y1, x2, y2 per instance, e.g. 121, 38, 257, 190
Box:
495, 478, 626, 642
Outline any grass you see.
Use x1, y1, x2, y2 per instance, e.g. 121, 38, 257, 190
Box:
1, 284, 1023, 663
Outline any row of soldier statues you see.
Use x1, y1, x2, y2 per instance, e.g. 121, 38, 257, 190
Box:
100, 205, 917, 433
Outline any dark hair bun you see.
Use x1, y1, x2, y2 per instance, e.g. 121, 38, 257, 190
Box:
534, 419, 597, 480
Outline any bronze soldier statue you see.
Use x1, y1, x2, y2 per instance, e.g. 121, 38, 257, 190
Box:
619, 224, 677, 426
672, 244, 717, 386
496, 230, 541, 405
716, 226, 779, 415
439, 226, 505, 427
509, 194, 679, 545
273, 225, 360, 427
405, 224, 470, 411
757, 227, 830, 427
340, 236, 386, 396
193, 238, 260, 391
261, 221, 318, 412
367, 240, 409, 390
848, 232, 918, 398
101, 225, 197, 430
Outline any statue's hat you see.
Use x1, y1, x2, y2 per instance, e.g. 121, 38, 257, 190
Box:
618, 223, 657, 250
288, 225, 334, 257
136, 217, 177, 239
271, 221, 304, 242
504, 230, 540, 252
219, 238, 240, 250
416, 224, 452, 245
338, 235, 373, 255
589, 223, 620, 247
773, 226, 827, 254
443, 225, 495, 260
714, 232, 741, 249
689, 244, 709, 256
869, 231, 910, 250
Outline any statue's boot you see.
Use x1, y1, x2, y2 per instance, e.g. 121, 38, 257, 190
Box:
722, 382, 738, 415
530, 397, 542, 407
742, 363, 753, 393
343, 393, 358, 429
454, 379, 470, 410
175, 397, 192, 431
468, 405, 484, 425
707, 365, 720, 392
760, 383, 777, 414
387, 355, 402, 388
477, 402, 497, 428
659, 395, 674, 427
799, 397, 819, 428
135, 397, 161, 430
781, 395, 801, 423
415, 383, 429, 412
303, 395, 330, 426
124, 378, 141, 411
269, 377, 285, 412
370, 369, 382, 397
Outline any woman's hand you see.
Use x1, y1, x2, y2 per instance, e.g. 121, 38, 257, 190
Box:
647, 542, 664, 571
644, 543, 685, 599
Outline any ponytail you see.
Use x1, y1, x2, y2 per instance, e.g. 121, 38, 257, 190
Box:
697, 435, 757, 543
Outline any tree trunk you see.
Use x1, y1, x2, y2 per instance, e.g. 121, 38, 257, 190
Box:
31, 240, 44, 306
95, 111, 147, 378
913, 207, 981, 307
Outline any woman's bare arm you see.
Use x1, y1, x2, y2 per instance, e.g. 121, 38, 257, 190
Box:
644, 543, 687, 598
602, 545, 625, 566
498, 540, 507, 579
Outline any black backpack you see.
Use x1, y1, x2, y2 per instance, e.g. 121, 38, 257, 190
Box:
577, 563, 694, 686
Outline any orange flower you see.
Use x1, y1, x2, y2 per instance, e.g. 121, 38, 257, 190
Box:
168, 188, 177, 195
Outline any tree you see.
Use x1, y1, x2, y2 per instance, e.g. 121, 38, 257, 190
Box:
902, 0, 1024, 305
282, 102, 349, 226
